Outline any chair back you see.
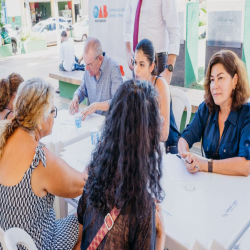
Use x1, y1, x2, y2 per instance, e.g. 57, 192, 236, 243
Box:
4, 228, 38, 250
170, 88, 191, 131
0, 227, 8, 250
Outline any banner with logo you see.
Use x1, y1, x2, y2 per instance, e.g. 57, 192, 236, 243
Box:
89, 0, 131, 78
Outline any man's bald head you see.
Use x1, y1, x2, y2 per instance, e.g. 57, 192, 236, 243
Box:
84, 37, 103, 58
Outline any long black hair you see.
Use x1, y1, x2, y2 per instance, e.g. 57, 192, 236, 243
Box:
85, 79, 164, 219
136, 38, 158, 75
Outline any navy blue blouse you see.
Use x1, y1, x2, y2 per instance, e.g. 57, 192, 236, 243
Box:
181, 102, 250, 160
165, 97, 180, 147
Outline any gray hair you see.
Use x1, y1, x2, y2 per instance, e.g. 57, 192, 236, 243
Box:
84, 37, 103, 57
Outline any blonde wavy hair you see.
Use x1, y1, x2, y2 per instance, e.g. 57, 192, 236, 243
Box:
0, 78, 54, 158
204, 50, 250, 113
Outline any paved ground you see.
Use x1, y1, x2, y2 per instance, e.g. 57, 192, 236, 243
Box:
0, 40, 86, 111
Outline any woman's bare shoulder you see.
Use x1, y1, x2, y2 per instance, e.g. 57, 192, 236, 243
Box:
155, 76, 168, 86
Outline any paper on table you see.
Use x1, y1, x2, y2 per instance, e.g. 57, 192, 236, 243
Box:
163, 154, 205, 181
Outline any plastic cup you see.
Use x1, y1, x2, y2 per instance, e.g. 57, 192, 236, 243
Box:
75, 113, 82, 129
90, 127, 99, 145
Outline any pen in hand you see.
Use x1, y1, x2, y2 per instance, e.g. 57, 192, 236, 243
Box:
176, 154, 193, 163
176, 154, 200, 170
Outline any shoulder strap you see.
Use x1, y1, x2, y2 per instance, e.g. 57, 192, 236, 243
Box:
154, 76, 160, 86
30, 144, 46, 169
4, 110, 12, 120
201, 114, 211, 157
87, 207, 121, 250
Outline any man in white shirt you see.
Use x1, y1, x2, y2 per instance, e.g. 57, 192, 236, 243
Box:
123, 0, 180, 84
59, 31, 77, 72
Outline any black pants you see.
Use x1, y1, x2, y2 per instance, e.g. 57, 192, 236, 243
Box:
157, 52, 168, 75
157, 52, 179, 155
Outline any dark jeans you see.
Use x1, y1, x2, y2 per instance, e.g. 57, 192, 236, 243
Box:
157, 53, 180, 155
59, 56, 79, 71
157, 52, 168, 75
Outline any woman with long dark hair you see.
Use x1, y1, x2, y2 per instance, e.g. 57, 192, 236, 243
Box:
134, 38, 180, 154
77, 79, 164, 249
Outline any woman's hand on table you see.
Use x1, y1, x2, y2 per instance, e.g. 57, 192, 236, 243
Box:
181, 152, 208, 173
81, 103, 97, 121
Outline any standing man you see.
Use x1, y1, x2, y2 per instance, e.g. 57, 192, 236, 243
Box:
123, 0, 180, 84
69, 37, 123, 119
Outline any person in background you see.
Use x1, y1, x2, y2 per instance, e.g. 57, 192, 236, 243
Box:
124, 0, 180, 84
0, 73, 24, 120
59, 30, 79, 72
77, 79, 165, 249
134, 39, 180, 153
69, 37, 123, 119
0, 78, 86, 249
178, 50, 250, 176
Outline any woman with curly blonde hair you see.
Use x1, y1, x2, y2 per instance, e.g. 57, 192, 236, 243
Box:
178, 50, 250, 176
0, 78, 85, 250
0, 73, 24, 120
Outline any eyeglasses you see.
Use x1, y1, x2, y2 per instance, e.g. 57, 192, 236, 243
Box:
50, 106, 57, 118
85, 54, 101, 69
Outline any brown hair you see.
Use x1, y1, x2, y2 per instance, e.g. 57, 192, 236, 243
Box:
204, 50, 250, 113
0, 73, 24, 111
0, 78, 54, 158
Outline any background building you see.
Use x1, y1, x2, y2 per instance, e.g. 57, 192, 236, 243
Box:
2, 0, 88, 29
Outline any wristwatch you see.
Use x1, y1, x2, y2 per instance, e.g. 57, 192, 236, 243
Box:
208, 159, 213, 173
166, 64, 174, 72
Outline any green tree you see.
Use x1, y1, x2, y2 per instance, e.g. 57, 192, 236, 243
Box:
0, 0, 4, 29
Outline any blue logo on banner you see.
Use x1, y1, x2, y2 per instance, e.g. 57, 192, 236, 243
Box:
93, 6, 99, 18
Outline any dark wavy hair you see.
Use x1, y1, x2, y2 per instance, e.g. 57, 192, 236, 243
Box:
85, 79, 164, 219
135, 39, 158, 75
204, 50, 250, 113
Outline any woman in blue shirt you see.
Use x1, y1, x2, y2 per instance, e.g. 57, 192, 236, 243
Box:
178, 50, 250, 176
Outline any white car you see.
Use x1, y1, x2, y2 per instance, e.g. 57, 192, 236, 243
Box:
72, 18, 89, 42
32, 20, 68, 45
47, 17, 71, 26
2, 24, 20, 53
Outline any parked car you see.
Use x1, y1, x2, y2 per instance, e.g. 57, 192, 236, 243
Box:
2, 24, 20, 53
72, 17, 89, 42
32, 20, 68, 45
47, 17, 71, 26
